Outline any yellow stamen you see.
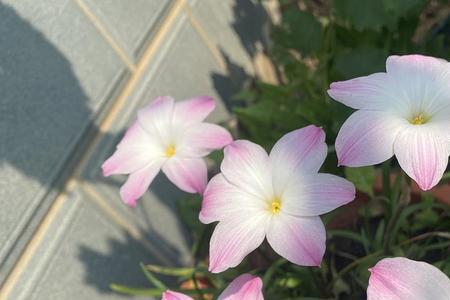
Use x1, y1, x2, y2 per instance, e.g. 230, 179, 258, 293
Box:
270, 198, 282, 215
410, 113, 428, 125
165, 145, 176, 157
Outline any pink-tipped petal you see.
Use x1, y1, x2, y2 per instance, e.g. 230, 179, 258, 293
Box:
209, 213, 267, 273
173, 96, 215, 125
102, 147, 155, 176
161, 290, 193, 300
182, 123, 233, 157
218, 274, 264, 300
162, 157, 208, 194
336, 110, 406, 167
394, 125, 450, 191
119, 161, 163, 206
282, 173, 355, 216
221, 140, 272, 199
386, 55, 450, 114
200, 174, 264, 224
367, 257, 450, 300
117, 121, 153, 150
328, 73, 403, 111
137, 96, 175, 136
269, 125, 327, 195
266, 215, 325, 267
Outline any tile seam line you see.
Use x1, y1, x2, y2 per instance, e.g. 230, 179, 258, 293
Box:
75, 0, 137, 72
0, 1, 186, 297
0, 180, 77, 300
184, 5, 227, 72
78, 181, 173, 265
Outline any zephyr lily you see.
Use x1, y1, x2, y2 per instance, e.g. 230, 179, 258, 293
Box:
200, 125, 356, 273
328, 55, 450, 190
102, 96, 233, 206
367, 257, 450, 300
161, 274, 264, 300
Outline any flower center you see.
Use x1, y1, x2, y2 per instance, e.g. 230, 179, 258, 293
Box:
269, 198, 282, 215
409, 113, 429, 125
165, 145, 176, 157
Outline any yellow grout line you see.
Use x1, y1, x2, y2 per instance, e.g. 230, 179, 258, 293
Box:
0, 1, 186, 297
0, 179, 77, 300
79, 182, 173, 265
76, 0, 137, 72
73, 0, 186, 178
184, 5, 227, 72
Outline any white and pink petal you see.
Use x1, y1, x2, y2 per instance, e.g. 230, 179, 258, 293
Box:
162, 157, 208, 194
218, 274, 264, 300
209, 213, 267, 273
367, 257, 450, 300
336, 110, 407, 167
173, 96, 215, 125
221, 140, 272, 199
394, 125, 450, 191
282, 173, 355, 217
180, 123, 233, 157
269, 125, 327, 195
200, 174, 265, 224
161, 290, 193, 300
266, 215, 325, 267
328, 73, 404, 111
119, 160, 164, 207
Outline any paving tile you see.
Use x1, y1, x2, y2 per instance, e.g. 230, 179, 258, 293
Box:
83, 0, 173, 62
129, 12, 232, 121
75, 12, 239, 276
0, 0, 127, 280
189, 0, 270, 80
7, 188, 161, 300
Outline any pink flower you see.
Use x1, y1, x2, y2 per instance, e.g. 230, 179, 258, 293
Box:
162, 273, 264, 300
200, 125, 355, 273
367, 257, 450, 300
328, 55, 450, 190
102, 96, 233, 206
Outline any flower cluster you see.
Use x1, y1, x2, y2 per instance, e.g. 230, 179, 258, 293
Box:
103, 55, 450, 299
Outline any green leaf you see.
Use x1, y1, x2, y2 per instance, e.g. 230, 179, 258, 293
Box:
335, 0, 425, 31
275, 10, 323, 56
345, 166, 376, 197
145, 264, 196, 277
110, 284, 164, 296
140, 262, 167, 289
334, 48, 386, 79
335, 0, 387, 31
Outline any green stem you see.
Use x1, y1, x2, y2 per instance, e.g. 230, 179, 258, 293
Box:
381, 159, 391, 202
382, 172, 410, 254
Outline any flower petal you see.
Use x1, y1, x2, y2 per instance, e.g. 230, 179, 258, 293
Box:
120, 161, 164, 207
336, 110, 407, 167
266, 215, 325, 266
282, 173, 355, 217
137, 96, 175, 138
116, 121, 154, 150
394, 125, 450, 190
367, 257, 450, 300
162, 157, 208, 194
269, 125, 327, 195
328, 72, 404, 111
386, 55, 450, 115
173, 96, 215, 125
218, 274, 264, 300
161, 290, 193, 300
209, 213, 267, 273
180, 123, 233, 157
200, 174, 265, 224
221, 140, 272, 199
102, 146, 159, 176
